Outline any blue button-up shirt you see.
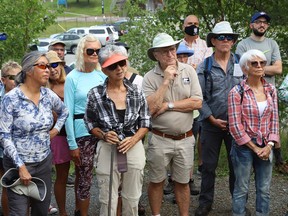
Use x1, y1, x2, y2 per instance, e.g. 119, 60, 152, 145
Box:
0, 86, 69, 168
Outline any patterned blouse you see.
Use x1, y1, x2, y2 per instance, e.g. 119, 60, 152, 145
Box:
0, 86, 69, 168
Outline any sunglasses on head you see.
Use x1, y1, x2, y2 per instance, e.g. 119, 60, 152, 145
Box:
86, 48, 100, 56
3, 75, 16, 80
33, 63, 50, 70
215, 35, 234, 41
107, 60, 127, 71
250, 61, 267, 68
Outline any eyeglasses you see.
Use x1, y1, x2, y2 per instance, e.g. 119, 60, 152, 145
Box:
215, 35, 234, 41
3, 75, 16, 80
33, 63, 50, 70
86, 48, 100, 56
253, 20, 269, 25
155, 47, 176, 55
50, 62, 60, 69
250, 61, 267, 68
107, 60, 127, 71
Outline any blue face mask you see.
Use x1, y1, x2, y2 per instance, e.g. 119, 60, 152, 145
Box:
184, 25, 199, 36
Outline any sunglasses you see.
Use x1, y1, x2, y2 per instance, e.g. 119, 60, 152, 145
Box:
86, 48, 100, 56
215, 35, 234, 41
50, 62, 60, 69
250, 61, 267, 68
3, 75, 16, 80
33, 63, 50, 70
107, 60, 127, 71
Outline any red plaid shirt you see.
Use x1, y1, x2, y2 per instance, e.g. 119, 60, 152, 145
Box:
228, 78, 279, 146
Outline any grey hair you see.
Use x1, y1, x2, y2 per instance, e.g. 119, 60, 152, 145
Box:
239, 49, 267, 70
75, 34, 101, 72
15, 51, 46, 85
98, 45, 128, 66
1, 60, 22, 77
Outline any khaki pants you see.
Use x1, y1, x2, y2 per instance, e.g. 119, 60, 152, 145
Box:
95, 140, 146, 216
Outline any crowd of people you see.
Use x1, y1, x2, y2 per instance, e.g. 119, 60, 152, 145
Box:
0, 10, 286, 216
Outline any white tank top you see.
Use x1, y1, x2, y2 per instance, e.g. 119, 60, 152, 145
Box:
257, 100, 267, 116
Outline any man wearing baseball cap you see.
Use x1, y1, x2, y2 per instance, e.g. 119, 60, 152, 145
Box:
142, 33, 203, 216
236, 12, 286, 175
49, 40, 72, 74
195, 21, 242, 216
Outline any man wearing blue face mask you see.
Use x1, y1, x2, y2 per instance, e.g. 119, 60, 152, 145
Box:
181, 15, 213, 69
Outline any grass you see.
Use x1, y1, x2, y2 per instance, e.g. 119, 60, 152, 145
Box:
40, 0, 116, 38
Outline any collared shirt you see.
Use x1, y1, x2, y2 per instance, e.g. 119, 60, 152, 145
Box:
228, 78, 279, 146
64, 69, 106, 150
142, 62, 203, 135
0, 86, 69, 168
197, 53, 243, 131
181, 37, 213, 66
84, 78, 151, 138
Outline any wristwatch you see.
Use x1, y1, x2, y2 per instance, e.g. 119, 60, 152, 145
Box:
168, 102, 174, 110
267, 141, 275, 147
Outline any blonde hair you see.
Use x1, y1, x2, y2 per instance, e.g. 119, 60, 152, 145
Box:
1, 60, 22, 77
75, 34, 101, 72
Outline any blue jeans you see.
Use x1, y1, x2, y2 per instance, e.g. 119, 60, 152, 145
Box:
230, 141, 273, 216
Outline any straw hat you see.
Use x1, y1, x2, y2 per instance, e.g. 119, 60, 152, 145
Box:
46, 50, 64, 64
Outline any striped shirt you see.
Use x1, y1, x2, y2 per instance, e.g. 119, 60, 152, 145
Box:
228, 78, 279, 146
84, 78, 151, 137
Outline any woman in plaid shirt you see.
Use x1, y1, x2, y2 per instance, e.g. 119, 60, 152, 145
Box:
228, 49, 279, 216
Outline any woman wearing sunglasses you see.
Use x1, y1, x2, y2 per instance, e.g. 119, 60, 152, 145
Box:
64, 34, 106, 216
46, 50, 71, 216
84, 45, 150, 216
0, 61, 22, 216
228, 49, 279, 216
0, 51, 68, 216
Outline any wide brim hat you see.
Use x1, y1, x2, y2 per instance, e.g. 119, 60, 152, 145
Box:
147, 33, 182, 61
1, 168, 47, 201
176, 43, 194, 57
45, 50, 65, 64
206, 21, 239, 47
101, 54, 128, 68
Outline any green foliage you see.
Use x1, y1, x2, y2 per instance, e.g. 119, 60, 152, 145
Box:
0, 0, 59, 64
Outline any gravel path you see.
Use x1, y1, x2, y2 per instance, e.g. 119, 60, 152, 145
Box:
50, 170, 288, 216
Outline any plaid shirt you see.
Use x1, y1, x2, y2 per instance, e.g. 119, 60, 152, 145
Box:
84, 78, 151, 138
228, 78, 279, 146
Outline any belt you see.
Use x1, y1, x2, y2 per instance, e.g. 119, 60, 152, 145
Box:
151, 129, 193, 140
74, 114, 84, 119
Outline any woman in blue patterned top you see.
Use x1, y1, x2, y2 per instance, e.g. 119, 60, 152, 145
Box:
84, 45, 151, 216
0, 51, 68, 216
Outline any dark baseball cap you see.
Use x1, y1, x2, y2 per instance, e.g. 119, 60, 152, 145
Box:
251, 12, 271, 23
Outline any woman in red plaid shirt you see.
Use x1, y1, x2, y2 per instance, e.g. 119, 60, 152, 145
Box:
228, 49, 279, 216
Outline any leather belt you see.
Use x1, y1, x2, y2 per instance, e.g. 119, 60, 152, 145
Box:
151, 129, 193, 140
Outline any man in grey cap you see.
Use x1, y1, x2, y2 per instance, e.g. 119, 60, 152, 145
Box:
236, 12, 286, 175
49, 40, 72, 74
142, 32, 203, 216
195, 21, 242, 216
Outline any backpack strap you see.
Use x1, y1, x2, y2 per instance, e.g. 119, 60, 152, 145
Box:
203, 56, 213, 98
236, 83, 244, 104
128, 73, 137, 84
234, 53, 240, 64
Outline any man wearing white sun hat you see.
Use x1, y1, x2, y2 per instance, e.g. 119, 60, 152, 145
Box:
142, 32, 203, 216
195, 21, 243, 216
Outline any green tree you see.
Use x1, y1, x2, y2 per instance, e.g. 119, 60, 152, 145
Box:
0, 0, 59, 65
122, 0, 288, 74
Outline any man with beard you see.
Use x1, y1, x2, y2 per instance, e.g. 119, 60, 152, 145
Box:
236, 12, 282, 85
236, 12, 287, 175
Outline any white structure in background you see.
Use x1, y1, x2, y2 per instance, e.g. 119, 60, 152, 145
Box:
110, 0, 164, 12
